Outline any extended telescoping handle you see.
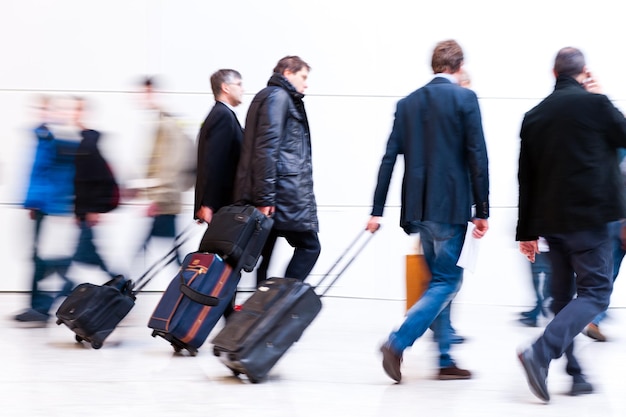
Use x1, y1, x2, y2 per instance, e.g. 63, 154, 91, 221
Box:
132, 222, 196, 293
314, 229, 376, 297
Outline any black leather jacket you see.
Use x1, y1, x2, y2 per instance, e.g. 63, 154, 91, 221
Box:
234, 74, 318, 232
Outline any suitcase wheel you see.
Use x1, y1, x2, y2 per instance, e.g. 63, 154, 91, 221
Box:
172, 345, 182, 354
188, 348, 198, 357
231, 369, 241, 377
91, 341, 103, 349
248, 375, 261, 384
75, 335, 84, 343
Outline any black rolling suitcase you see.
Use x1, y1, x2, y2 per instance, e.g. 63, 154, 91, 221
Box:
211, 230, 374, 383
55, 275, 135, 349
55, 225, 192, 349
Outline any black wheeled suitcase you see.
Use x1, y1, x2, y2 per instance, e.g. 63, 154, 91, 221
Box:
55, 225, 193, 349
211, 230, 374, 383
148, 252, 239, 356
55, 275, 134, 349
198, 204, 273, 272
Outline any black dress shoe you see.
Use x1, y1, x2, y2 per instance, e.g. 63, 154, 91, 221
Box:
570, 375, 594, 396
380, 343, 402, 383
518, 348, 550, 402
518, 316, 538, 327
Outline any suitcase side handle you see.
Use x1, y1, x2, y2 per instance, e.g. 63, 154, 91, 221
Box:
179, 282, 220, 306
314, 229, 375, 297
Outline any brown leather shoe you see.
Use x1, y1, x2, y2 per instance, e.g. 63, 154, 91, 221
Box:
438, 364, 472, 380
380, 343, 402, 382
583, 323, 607, 342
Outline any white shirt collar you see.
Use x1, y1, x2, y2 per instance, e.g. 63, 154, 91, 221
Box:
434, 73, 458, 84
218, 100, 236, 113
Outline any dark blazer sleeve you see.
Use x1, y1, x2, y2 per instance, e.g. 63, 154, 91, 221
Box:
371, 100, 404, 216
462, 91, 490, 219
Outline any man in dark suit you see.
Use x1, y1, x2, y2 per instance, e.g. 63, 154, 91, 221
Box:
194, 69, 244, 224
195, 69, 243, 318
367, 39, 490, 382
516, 47, 626, 402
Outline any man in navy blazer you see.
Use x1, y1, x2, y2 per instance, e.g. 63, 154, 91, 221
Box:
194, 69, 244, 224
367, 39, 490, 383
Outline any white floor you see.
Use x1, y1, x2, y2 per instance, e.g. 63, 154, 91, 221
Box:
2, 292, 625, 417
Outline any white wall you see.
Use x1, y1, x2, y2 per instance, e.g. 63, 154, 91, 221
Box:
1, 0, 625, 307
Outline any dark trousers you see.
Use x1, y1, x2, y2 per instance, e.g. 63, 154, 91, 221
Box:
256, 229, 321, 286
141, 214, 182, 265
30, 211, 75, 315
72, 219, 115, 277
533, 225, 614, 376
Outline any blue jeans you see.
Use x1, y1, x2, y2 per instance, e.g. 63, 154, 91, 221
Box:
30, 211, 75, 315
387, 221, 467, 367
532, 226, 613, 375
591, 220, 625, 326
526, 251, 551, 319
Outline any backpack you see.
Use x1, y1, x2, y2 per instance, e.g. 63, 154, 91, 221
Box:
74, 129, 120, 214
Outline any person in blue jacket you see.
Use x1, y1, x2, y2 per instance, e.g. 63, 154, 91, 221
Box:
15, 96, 82, 325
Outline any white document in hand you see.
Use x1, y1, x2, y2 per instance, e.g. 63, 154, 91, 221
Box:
456, 223, 481, 273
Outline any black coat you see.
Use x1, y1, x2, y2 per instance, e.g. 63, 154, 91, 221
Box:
74, 129, 119, 217
194, 101, 243, 216
371, 77, 490, 232
234, 74, 318, 232
517, 76, 626, 240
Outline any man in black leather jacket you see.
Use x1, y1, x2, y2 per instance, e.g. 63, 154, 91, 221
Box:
234, 56, 320, 285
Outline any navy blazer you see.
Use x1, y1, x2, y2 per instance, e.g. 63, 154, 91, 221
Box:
194, 101, 243, 217
371, 77, 490, 232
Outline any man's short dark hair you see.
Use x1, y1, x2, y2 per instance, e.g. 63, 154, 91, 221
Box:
273, 56, 311, 75
554, 47, 586, 78
431, 40, 464, 74
210, 69, 242, 99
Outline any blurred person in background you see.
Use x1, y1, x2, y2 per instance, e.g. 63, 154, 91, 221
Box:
15, 95, 82, 325
71, 97, 121, 278
518, 237, 552, 327
582, 148, 626, 342
131, 76, 193, 271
